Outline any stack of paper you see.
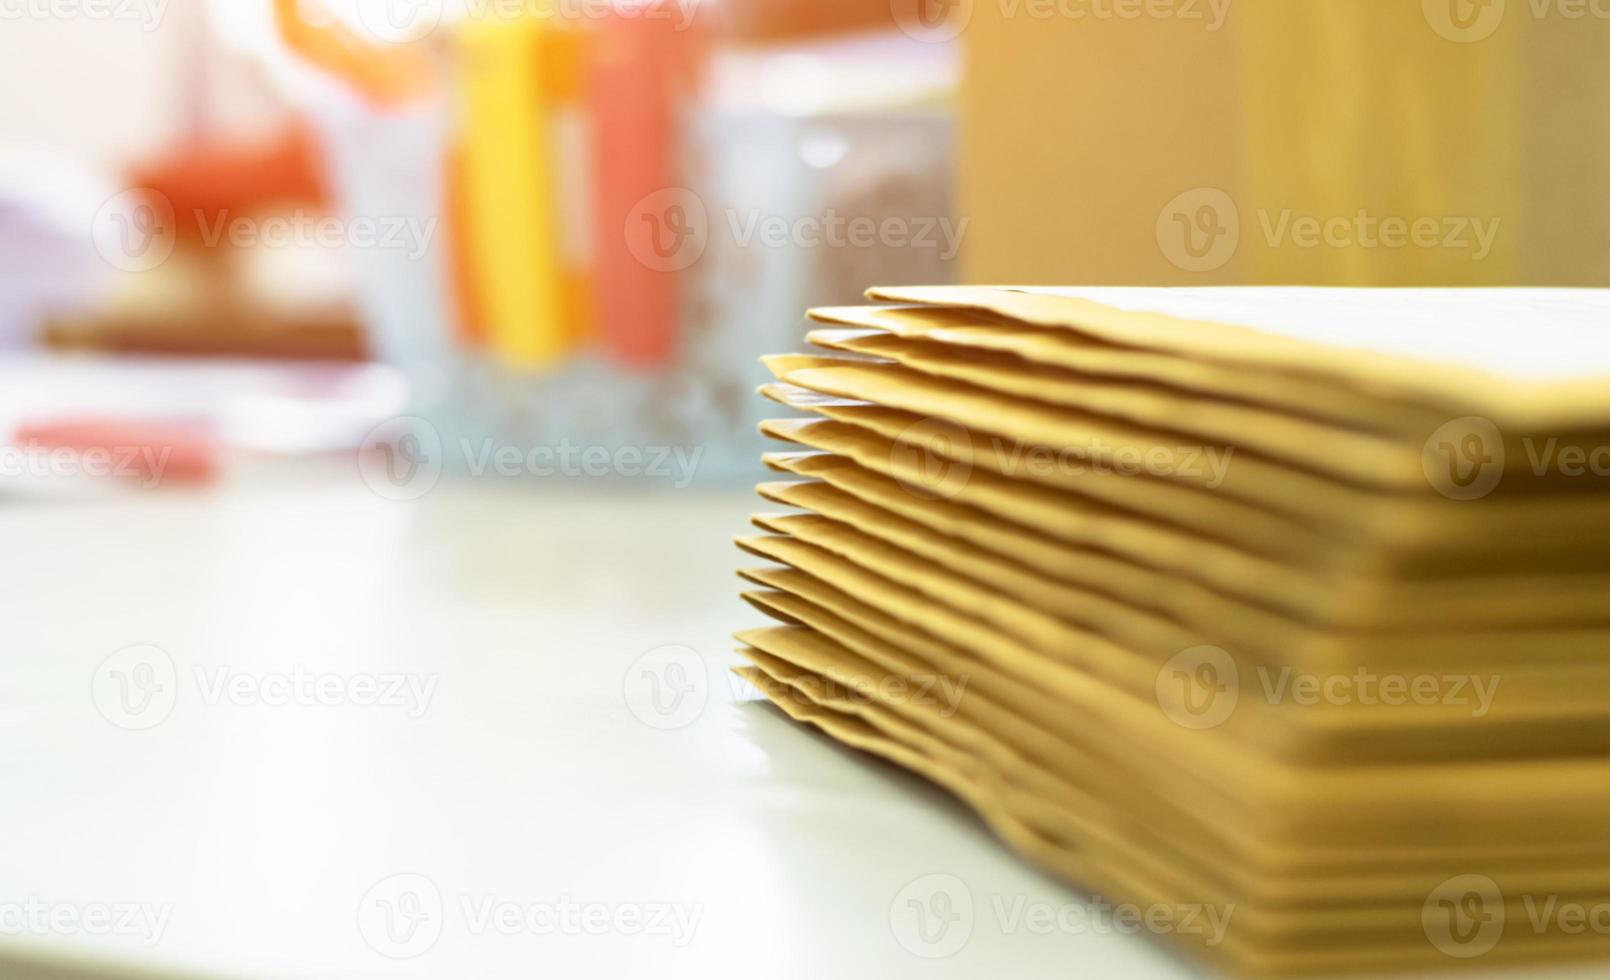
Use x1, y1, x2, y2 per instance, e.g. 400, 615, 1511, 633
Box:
735, 286, 1610, 975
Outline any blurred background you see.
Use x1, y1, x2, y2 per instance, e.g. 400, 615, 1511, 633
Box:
0, 0, 1606, 488
2, 0, 960, 489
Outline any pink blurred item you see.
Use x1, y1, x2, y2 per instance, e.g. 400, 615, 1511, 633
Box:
15, 419, 221, 487
590, 6, 705, 370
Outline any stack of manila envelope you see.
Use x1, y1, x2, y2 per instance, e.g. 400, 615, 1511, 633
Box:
735, 286, 1610, 976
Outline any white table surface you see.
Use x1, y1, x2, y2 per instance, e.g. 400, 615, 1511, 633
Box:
0, 462, 1579, 979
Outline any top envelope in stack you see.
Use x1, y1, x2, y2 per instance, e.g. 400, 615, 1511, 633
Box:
733, 286, 1610, 976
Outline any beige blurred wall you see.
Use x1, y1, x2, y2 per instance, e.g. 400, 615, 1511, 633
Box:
0, 6, 197, 167
959, 0, 1610, 286
0, 2, 285, 170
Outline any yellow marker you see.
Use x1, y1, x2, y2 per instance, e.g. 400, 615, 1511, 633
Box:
455, 11, 578, 368
542, 23, 595, 349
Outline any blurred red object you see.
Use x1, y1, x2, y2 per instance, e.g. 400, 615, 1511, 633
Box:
126, 123, 329, 247
719, 0, 898, 39
590, 7, 704, 370
15, 419, 220, 487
